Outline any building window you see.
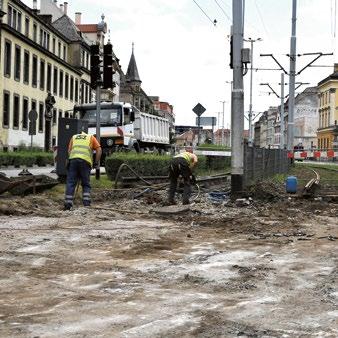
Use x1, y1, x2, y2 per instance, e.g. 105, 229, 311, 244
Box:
23, 97, 29, 130
4, 40, 11, 77
40, 29, 49, 49
59, 109, 63, 118
81, 49, 85, 67
53, 67, 58, 95
52, 108, 57, 125
75, 79, 79, 102
23, 50, 29, 84
40, 28, 43, 45
58, 42, 61, 58
25, 17, 29, 36
40, 59, 45, 90
46, 34, 50, 50
3, 91, 10, 127
7, 5, 22, 32
32, 55, 38, 87
81, 83, 84, 104
47, 63, 52, 92
63, 45, 66, 61
33, 23, 37, 42
59, 70, 64, 97
38, 102, 44, 132
85, 84, 89, 103
17, 12, 22, 33
70, 76, 74, 101
14, 45, 21, 81
13, 94, 20, 129
65, 110, 69, 118
65, 74, 69, 99
52, 38, 56, 53
52, 136, 56, 147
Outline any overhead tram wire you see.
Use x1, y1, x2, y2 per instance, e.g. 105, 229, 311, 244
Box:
192, 0, 217, 26
213, 0, 231, 23
254, 0, 269, 38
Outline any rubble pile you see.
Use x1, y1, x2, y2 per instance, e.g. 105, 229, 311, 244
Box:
248, 180, 285, 201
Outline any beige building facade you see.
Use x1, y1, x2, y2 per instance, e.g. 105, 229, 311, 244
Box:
317, 64, 338, 149
0, 0, 91, 151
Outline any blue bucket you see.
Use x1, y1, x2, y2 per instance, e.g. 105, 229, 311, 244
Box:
286, 176, 297, 194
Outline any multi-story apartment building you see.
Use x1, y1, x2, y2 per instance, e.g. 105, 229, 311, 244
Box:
0, 0, 92, 151
266, 106, 278, 147
293, 87, 318, 149
317, 64, 338, 149
149, 96, 175, 125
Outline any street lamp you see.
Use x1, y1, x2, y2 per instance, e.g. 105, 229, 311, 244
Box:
244, 37, 262, 146
220, 100, 226, 145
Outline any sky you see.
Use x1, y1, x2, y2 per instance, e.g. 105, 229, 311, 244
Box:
26, 0, 338, 128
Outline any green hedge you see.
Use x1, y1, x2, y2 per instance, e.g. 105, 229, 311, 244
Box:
105, 153, 210, 180
0, 152, 54, 167
206, 156, 231, 171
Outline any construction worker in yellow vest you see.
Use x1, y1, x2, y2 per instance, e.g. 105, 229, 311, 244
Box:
168, 151, 198, 205
64, 132, 102, 210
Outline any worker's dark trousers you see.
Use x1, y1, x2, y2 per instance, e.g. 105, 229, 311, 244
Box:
64, 158, 91, 208
168, 157, 191, 204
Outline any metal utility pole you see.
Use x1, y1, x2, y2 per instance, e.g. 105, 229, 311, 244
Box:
280, 73, 285, 149
220, 100, 225, 145
287, 0, 297, 151
217, 111, 220, 144
95, 85, 101, 179
231, 0, 244, 194
244, 38, 262, 146
226, 81, 233, 146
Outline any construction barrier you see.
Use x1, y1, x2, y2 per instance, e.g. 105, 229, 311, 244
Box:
289, 150, 338, 159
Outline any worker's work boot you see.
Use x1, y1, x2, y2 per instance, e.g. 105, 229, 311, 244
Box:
167, 199, 177, 206
63, 203, 72, 211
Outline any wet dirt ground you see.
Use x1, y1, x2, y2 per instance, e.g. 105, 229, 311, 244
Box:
0, 187, 337, 337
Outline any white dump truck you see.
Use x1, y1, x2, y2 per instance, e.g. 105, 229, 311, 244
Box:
73, 102, 171, 158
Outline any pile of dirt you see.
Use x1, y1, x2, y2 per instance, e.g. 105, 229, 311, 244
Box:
248, 180, 286, 201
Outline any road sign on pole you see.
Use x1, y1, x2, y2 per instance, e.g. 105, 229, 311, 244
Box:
193, 103, 206, 145
192, 103, 206, 117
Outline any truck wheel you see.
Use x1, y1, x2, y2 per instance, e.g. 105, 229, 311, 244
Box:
133, 143, 140, 153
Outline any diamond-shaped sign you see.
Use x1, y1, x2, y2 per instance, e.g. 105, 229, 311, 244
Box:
192, 103, 206, 117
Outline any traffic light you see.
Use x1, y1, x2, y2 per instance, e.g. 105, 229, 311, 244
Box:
103, 43, 114, 89
90, 44, 101, 89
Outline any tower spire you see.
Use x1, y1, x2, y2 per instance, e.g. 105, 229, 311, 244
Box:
126, 42, 141, 83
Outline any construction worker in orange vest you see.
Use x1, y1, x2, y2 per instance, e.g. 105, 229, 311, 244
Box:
64, 132, 102, 210
168, 151, 198, 205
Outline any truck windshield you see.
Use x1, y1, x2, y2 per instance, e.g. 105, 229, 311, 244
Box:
81, 107, 122, 127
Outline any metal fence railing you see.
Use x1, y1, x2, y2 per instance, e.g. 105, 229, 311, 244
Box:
243, 145, 290, 187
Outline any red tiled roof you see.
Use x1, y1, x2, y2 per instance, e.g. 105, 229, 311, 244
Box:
76, 24, 98, 33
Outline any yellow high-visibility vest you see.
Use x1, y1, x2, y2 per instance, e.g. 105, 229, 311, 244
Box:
174, 152, 195, 167
69, 134, 93, 166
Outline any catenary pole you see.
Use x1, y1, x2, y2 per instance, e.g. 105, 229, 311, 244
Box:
231, 0, 244, 194
280, 73, 285, 149
287, 0, 297, 152
244, 38, 261, 145
95, 85, 101, 179
221, 100, 225, 145
249, 39, 254, 146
